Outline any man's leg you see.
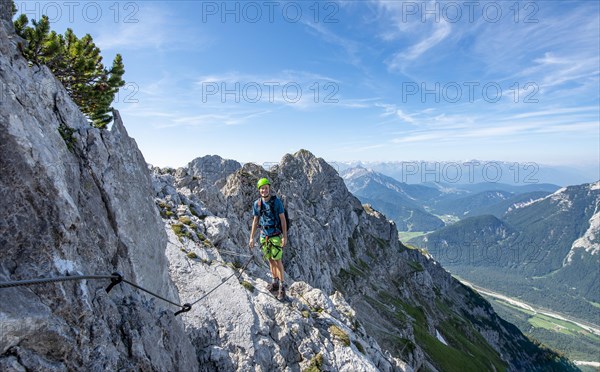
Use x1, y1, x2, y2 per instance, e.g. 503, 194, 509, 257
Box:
269, 258, 277, 279
264, 239, 279, 290
273, 259, 284, 284
274, 259, 285, 299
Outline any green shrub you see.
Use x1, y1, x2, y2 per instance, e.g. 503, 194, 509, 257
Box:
58, 123, 76, 151
14, 14, 125, 128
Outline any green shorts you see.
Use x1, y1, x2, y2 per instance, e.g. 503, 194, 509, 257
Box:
260, 235, 283, 261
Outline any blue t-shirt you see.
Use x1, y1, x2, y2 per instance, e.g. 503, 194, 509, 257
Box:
253, 196, 284, 237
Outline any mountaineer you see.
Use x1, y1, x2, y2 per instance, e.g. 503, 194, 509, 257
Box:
248, 178, 288, 300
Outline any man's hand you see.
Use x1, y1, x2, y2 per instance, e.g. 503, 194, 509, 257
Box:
248, 238, 255, 249
281, 237, 287, 247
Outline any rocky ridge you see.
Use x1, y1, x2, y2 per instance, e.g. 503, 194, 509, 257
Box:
152, 159, 409, 371
152, 151, 576, 371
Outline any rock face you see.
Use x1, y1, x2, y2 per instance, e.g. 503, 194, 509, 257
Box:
0, 7, 196, 370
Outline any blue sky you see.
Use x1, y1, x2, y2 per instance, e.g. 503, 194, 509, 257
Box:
15, 1, 600, 176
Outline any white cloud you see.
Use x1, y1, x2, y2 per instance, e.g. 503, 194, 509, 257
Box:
156, 110, 271, 129
375, 103, 417, 124
95, 3, 211, 51
394, 20, 451, 62
509, 106, 599, 120
192, 70, 343, 110
368, 0, 453, 71
301, 21, 364, 67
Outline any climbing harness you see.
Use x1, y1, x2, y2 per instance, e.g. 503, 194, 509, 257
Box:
260, 235, 283, 261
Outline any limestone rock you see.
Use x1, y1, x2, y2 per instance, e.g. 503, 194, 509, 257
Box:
0, 15, 196, 370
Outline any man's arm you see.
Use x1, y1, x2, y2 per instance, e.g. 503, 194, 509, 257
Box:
249, 216, 259, 248
279, 212, 287, 247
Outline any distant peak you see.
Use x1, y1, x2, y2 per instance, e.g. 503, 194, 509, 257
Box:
340, 166, 373, 179
292, 149, 319, 161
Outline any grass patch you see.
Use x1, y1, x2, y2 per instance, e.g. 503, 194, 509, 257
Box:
347, 264, 367, 278
396, 337, 416, 354
303, 353, 323, 372
179, 216, 192, 225
348, 237, 357, 257
374, 236, 387, 249
398, 231, 426, 241
357, 259, 370, 271
186, 252, 198, 259
435, 317, 507, 372
407, 261, 424, 272
337, 268, 356, 284
171, 223, 185, 236
352, 340, 365, 354
589, 301, 600, 309
366, 290, 507, 370
529, 316, 568, 333
365, 294, 407, 325
380, 293, 507, 372
434, 298, 453, 316
240, 280, 255, 293
527, 313, 598, 340
329, 325, 350, 347
58, 123, 77, 151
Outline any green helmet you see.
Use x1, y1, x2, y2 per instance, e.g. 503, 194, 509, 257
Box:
257, 178, 271, 189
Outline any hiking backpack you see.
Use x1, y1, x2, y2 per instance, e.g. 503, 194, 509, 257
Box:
257, 195, 291, 232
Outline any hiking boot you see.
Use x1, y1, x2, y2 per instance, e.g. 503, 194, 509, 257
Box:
266, 281, 279, 292
277, 286, 286, 300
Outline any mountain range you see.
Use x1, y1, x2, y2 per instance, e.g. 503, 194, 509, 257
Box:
341, 166, 561, 231
411, 182, 600, 326
335, 161, 595, 187
341, 165, 599, 363
341, 167, 445, 231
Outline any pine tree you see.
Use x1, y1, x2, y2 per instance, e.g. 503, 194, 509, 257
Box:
14, 14, 125, 129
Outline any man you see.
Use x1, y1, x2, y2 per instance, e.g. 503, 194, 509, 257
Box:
248, 178, 287, 300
